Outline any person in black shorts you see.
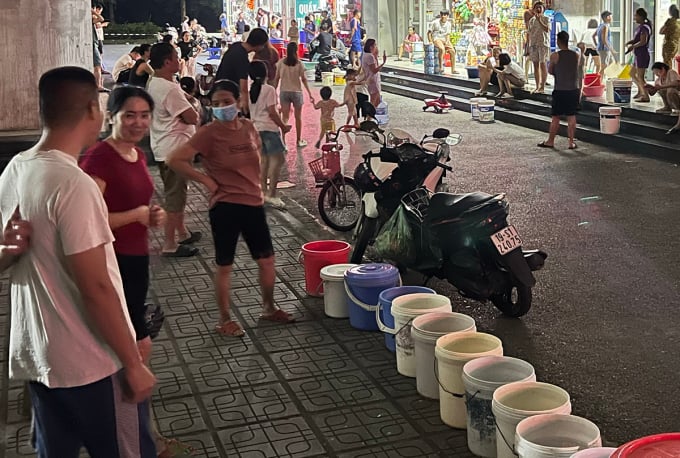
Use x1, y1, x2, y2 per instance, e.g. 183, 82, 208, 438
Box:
538, 31, 580, 150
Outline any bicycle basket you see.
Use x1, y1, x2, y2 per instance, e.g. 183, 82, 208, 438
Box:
401, 188, 431, 221
308, 157, 331, 183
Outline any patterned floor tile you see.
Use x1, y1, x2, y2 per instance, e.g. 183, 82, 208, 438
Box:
236, 302, 309, 329
174, 333, 259, 363
154, 365, 194, 400
269, 344, 361, 380
6, 386, 30, 425
149, 339, 184, 368
187, 355, 279, 393
364, 363, 418, 399
342, 336, 395, 368
165, 431, 221, 458
394, 395, 451, 434
288, 370, 386, 413
336, 438, 441, 458
217, 417, 326, 457
249, 322, 336, 353
201, 383, 298, 428
167, 312, 222, 338
3, 423, 33, 456
232, 283, 298, 307
312, 401, 420, 452
427, 430, 476, 457
153, 396, 207, 437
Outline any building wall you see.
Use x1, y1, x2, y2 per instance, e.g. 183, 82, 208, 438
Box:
553, 0, 601, 45
0, 0, 92, 133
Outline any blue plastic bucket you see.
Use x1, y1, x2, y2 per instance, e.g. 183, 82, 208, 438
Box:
377, 286, 436, 351
344, 264, 401, 331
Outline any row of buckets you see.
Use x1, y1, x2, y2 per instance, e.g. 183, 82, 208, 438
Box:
300, 240, 680, 457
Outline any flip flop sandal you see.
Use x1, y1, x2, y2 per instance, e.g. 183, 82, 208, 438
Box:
260, 309, 296, 323
161, 245, 199, 257
157, 437, 196, 457
178, 231, 202, 245
537, 142, 555, 148
215, 320, 245, 337
568, 143, 578, 150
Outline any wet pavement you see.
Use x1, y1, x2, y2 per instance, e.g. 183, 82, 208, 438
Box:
0, 45, 678, 457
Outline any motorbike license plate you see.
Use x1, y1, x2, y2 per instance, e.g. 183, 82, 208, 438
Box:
491, 225, 523, 256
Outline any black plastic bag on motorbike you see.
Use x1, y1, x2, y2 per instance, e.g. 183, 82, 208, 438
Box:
373, 206, 417, 264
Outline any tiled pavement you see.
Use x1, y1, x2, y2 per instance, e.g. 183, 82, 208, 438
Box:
0, 172, 475, 457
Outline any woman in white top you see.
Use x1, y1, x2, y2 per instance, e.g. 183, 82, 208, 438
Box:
275, 42, 315, 148
357, 39, 387, 107
493, 53, 527, 99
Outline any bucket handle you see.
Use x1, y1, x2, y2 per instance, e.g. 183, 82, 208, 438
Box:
433, 358, 465, 399
583, 75, 601, 88
297, 251, 303, 264
491, 412, 520, 457
375, 300, 395, 334
345, 275, 402, 313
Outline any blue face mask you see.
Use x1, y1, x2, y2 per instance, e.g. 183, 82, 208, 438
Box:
212, 103, 239, 121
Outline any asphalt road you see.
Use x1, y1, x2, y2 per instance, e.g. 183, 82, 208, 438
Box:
103, 43, 680, 445
277, 91, 680, 445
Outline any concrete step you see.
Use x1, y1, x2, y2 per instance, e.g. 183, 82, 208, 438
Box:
381, 80, 679, 163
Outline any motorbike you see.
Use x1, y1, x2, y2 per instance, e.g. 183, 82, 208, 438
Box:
423, 91, 453, 113
309, 40, 350, 81
350, 121, 547, 317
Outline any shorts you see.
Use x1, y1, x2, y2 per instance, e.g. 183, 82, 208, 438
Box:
209, 202, 274, 266
116, 254, 150, 341
280, 91, 304, 109
634, 50, 650, 69
433, 38, 455, 53
499, 73, 526, 88
158, 162, 188, 213
584, 48, 598, 56
598, 50, 612, 67
29, 373, 156, 457
93, 43, 102, 68
551, 89, 580, 116
321, 119, 336, 133
529, 45, 550, 63
356, 93, 369, 117
351, 41, 362, 52
259, 131, 286, 156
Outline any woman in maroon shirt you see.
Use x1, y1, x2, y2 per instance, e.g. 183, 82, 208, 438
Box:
80, 86, 196, 457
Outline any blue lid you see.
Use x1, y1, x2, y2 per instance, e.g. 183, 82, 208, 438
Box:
345, 263, 400, 286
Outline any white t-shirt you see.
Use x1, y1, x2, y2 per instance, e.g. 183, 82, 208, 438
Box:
112, 53, 134, 81
147, 77, 196, 161
251, 84, 280, 132
502, 61, 526, 82
0, 148, 134, 388
430, 19, 452, 41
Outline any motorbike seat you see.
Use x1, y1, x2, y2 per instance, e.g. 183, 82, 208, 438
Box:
427, 191, 497, 221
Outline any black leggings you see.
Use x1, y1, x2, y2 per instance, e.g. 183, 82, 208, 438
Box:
115, 254, 150, 341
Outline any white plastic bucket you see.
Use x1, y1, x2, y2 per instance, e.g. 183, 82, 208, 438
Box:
492, 381, 572, 458
321, 71, 333, 86
305, 68, 316, 81
470, 97, 487, 119
606, 78, 632, 104
412, 312, 476, 399
435, 332, 503, 429
319, 263, 357, 318
462, 356, 537, 457
570, 447, 617, 458
599, 107, 622, 135
391, 294, 453, 378
515, 414, 602, 458
478, 100, 495, 123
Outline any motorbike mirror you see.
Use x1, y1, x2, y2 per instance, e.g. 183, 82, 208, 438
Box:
445, 133, 462, 146
432, 128, 450, 139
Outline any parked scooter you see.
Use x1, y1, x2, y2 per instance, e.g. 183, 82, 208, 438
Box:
350, 121, 547, 317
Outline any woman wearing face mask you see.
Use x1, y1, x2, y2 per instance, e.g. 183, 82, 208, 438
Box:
167, 80, 295, 337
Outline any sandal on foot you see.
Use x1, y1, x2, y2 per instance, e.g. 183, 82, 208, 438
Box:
568, 143, 578, 150
215, 320, 245, 337
178, 231, 202, 245
537, 141, 555, 148
157, 437, 196, 457
161, 245, 199, 257
260, 309, 296, 323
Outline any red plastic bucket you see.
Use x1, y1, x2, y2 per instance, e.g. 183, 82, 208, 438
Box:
584, 73, 602, 88
299, 240, 351, 296
612, 433, 680, 457
298, 42, 306, 59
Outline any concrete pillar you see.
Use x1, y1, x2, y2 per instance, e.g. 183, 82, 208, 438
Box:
0, 0, 92, 135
